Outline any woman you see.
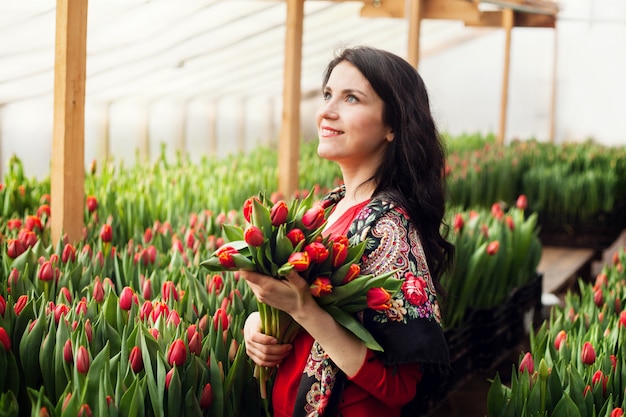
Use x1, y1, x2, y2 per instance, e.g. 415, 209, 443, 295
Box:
242, 46, 454, 417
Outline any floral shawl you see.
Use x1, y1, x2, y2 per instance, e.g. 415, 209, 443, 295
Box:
292, 187, 450, 417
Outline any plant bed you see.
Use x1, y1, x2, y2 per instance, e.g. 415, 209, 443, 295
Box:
444, 319, 474, 391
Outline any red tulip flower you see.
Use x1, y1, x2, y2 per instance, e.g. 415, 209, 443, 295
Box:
305, 242, 329, 264
302, 206, 325, 230
14, 295, 28, 315
161, 281, 179, 302
310, 277, 333, 297
64, 339, 73, 363
166, 310, 181, 327
119, 287, 136, 311
270, 200, 289, 226
7, 238, 26, 259
188, 331, 202, 356
486, 241, 500, 256
99, 224, 113, 243
76, 346, 90, 374
61, 243, 77, 263
286, 228, 305, 247
37, 204, 51, 218
341, 263, 361, 284
130, 346, 143, 373
331, 241, 348, 268
0, 327, 11, 351
242, 197, 261, 223
165, 368, 175, 390
25, 215, 43, 232
0, 295, 5, 317
519, 352, 534, 374
78, 404, 92, 417
7, 219, 22, 231
453, 213, 464, 233
619, 311, 626, 328
244, 225, 264, 247
86, 195, 98, 213
366, 288, 392, 311
581, 341, 596, 365
93, 279, 104, 303
216, 245, 238, 269
38, 261, 57, 282
199, 383, 214, 409
516, 194, 528, 210
213, 307, 229, 332
167, 339, 187, 367
554, 330, 567, 350
288, 252, 310, 272
611, 408, 624, 417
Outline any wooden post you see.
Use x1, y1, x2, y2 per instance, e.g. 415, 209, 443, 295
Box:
278, 0, 304, 199
497, 8, 514, 146
51, 0, 88, 245
408, 0, 423, 69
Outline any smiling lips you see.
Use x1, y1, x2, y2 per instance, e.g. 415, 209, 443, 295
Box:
321, 126, 344, 136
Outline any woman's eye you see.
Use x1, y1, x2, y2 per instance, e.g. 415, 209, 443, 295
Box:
322, 91, 331, 100
346, 95, 357, 103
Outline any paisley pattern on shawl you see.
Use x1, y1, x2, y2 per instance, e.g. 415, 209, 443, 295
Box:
292, 186, 450, 417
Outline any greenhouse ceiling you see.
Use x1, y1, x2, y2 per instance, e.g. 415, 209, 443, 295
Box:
1, 0, 556, 106
1, 1, 414, 105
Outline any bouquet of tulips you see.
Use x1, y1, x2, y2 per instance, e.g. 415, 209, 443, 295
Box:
201, 191, 402, 400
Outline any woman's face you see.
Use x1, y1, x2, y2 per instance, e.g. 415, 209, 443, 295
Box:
315, 61, 393, 169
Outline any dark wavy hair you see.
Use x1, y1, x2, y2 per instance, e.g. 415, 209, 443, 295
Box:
322, 46, 454, 293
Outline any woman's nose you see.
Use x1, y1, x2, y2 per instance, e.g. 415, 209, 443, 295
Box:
318, 100, 338, 119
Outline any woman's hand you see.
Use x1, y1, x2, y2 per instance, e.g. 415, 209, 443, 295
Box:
243, 312, 292, 367
240, 270, 314, 316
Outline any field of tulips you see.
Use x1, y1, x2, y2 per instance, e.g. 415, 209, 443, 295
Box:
487, 247, 626, 417
0, 134, 624, 416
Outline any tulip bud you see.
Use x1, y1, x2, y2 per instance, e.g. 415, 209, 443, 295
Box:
0, 295, 5, 317
25, 215, 43, 232
593, 288, 604, 307
19, 230, 38, 248
554, 330, 567, 350
150, 328, 159, 340
270, 200, 289, 226
305, 242, 329, 264
491, 203, 504, 219
244, 225, 264, 247
302, 206, 326, 230
516, 194, 528, 210
213, 308, 229, 332
7, 219, 22, 230
165, 368, 175, 390
92, 279, 104, 303
286, 228, 305, 247
0, 327, 11, 351
242, 197, 261, 223
76, 346, 90, 374
611, 408, 624, 417
199, 383, 214, 409
14, 295, 28, 315
207, 274, 223, 294
331, 242, 348, 268
78, 404, 92, 417
519, 352, 534, 374
119, 287, 136, 311
310, 277, 333, 297
64, 339, 73, 363
619, 311, 626, 328
287, 252, 310, 272
99, 224, 113, 243
366, 288, 392, 311
40, 407, 51, 417
86, 195, 98, 213
62, 243, 77, 263
84, 319, 93, 343
166, 310, 181, 327
130, 346, 143, 373
486, 241, 500, 256
7, 238, 26, 259
188, 331, 202, 356
38, 261, 56, 282
341, 264, 360, 284
453, 213, 464, 233
505, 216, 514, 231
581, 342, 596, 365
161, 281, 179, 302
167, 339, 187, 367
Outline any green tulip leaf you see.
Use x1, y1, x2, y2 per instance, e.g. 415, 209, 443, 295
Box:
552, 392, 582, 417
324, 305, 383, 351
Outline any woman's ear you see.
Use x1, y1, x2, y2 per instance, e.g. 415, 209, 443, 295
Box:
386, 129, 394, 142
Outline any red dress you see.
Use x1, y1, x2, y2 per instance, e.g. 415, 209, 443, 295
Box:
272, 200, 423, 417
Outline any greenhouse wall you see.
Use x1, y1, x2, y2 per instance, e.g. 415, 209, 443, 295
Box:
1, 0, 625, 181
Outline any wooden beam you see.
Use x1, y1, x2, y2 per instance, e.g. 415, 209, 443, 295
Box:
51, 0, 88, 245
360, 0, 405, 17
497, 7, 513, 146
422, 0, 481, 22
278, 0, 304, 198
408, 0, 424, 68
